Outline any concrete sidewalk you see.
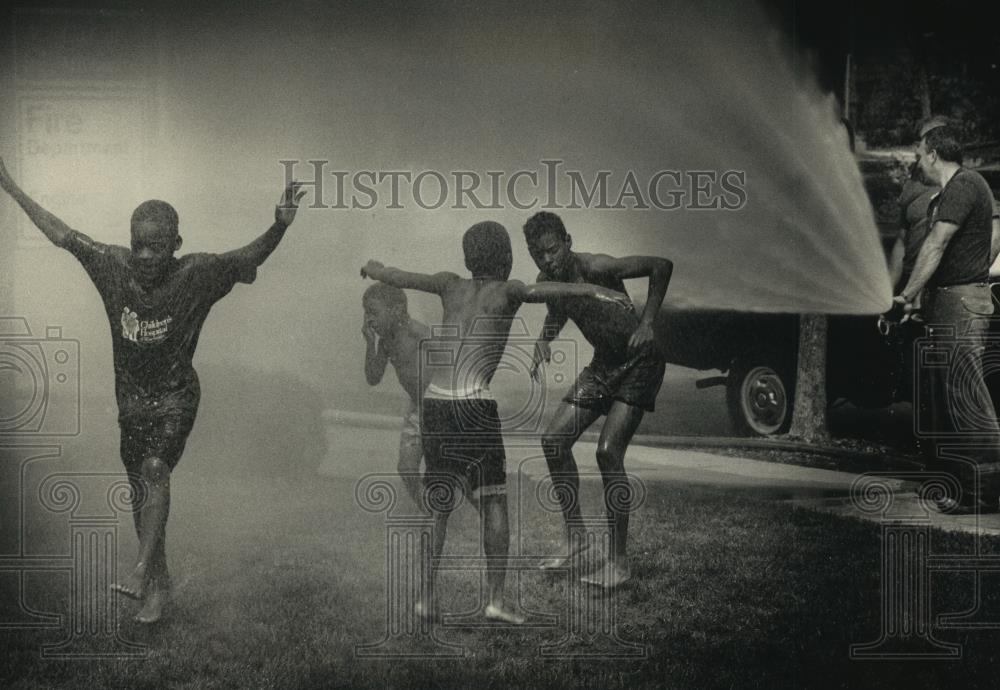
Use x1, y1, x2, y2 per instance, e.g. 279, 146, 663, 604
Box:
319, 412, 1000, 537
605, 443, 1000, 538
522, 443, 1000, 538
526, 441, 895, 494
789, 492, 1000, 537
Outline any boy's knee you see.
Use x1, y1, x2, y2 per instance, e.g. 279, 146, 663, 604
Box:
125, 467, 144, 488
126, 473, 148, 505
595, 444, 624, 471
141, 456, 171, 483
541, 433, 571, 457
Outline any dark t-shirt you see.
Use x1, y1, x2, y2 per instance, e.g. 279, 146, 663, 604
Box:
61, 230, 257, 419
898, 179, 938, 278
926, 168, 995, 287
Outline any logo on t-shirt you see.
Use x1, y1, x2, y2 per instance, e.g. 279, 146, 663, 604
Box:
120, 306, 172, 344
121, 307, 140, 341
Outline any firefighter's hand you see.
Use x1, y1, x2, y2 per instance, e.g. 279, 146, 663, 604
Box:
892, 294, 915, 323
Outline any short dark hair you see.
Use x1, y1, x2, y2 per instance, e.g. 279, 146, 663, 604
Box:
923, 125, 963, 165
131, 200, 179, 235
918, 115, 950, 140
523, 211, 567, 244
363, 282, 407, 312
463, 221, 512, 280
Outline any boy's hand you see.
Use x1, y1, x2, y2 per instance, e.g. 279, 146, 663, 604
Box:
361, 260, 384, 279
275, 181, 306, 227
362, 319, 377, 343
595, 288, 633, 312
0, 156, 14, 193
529, 340, 551, 382
628, 321, 655, 356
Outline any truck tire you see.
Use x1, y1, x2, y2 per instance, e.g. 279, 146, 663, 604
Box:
726, 360, 794, 436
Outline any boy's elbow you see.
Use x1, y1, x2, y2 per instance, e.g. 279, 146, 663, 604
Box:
505, 282, 530, 303
376, 269, 400, 286
652, 259, 672, 283
50, 228, 71, 248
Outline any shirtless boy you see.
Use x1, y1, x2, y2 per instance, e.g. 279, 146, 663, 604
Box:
362, 283, 430, 506
361, 220, 630, 623
0, 156, 305, 622
523, 211, 672, 589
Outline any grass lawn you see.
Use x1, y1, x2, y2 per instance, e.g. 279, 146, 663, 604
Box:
4, 472, 1000, 689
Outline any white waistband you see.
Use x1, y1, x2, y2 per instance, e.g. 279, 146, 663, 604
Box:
424, 383, 494, 400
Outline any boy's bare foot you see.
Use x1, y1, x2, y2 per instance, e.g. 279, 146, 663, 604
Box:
111, 562, 148, 600
484, 603, 526, 625
580, 561, 631, 589
135, 588, 170, 624
414, 600, 440, 623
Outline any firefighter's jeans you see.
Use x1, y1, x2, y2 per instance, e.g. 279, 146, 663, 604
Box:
921, 282, 1000, 496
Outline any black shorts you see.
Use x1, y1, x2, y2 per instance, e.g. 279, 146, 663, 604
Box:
564, 347, 666, 414
420, 397, 507, 501
119, 411, 196, 471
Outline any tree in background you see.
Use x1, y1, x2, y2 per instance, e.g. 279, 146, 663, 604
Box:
854, 37, 1000, 149
788, 315, 829, 444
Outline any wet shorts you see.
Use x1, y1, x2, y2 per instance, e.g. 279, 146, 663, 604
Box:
420, 397, 506, 501
116, 377, 200, 470
119, 411, 196, 471
564, 346, 666, 414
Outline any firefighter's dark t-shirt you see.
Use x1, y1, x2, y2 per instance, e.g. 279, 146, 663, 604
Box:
926, 167, 995, 287
60, 230, 257, 420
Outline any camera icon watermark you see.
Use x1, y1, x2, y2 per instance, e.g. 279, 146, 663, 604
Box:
417, 316, 581, 437
0, 317, 80, 436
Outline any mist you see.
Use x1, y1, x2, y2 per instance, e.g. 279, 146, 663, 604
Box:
1, 0, 890, 459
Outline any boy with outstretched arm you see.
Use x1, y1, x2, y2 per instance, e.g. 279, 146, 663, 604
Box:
361, 221, 631, 623
362, 282, 431, 507
0, 156, 305, 623
524, 211, 672, 589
